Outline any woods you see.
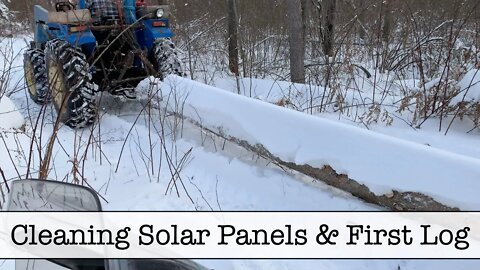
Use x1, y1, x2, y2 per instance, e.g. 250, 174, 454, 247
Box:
2, 0, 480, 132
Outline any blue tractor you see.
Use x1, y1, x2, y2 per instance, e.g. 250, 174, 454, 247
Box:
24, 0, 184, 128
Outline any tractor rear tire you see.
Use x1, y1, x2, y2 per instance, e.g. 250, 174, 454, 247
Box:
45, 39, 97, 128
24, 48, 50, 104
153, 38, 184, 79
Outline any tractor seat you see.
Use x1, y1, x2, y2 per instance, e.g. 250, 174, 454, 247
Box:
55, 1, 75, 12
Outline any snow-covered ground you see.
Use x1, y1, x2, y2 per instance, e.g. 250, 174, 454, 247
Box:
0, 96, 24, 129
214, 76, 480, 160
1, 36, 480, 269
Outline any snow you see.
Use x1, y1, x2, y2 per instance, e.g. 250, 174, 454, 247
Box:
162, 75, 480, 210
0, 96, 24, 130
451, 69, 480, 103
83, 109, 373, 212
214, 77, 480, 160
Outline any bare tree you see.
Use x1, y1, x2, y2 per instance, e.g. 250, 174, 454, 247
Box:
382, 0, 393, 43
321, 0, 337, 58
226, 0, 239, 76
357, 0, 367, 40
287, 0, 306, 83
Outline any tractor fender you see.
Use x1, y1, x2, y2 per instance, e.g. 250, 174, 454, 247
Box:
46, 22, 97, 56
33, 5, 50, 47
136, 19, 174, 51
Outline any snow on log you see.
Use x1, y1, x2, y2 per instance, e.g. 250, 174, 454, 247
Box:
161, 75, 480, 210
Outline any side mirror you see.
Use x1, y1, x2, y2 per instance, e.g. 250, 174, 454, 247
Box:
5, 180, 104, 270
6, 179, 101, 212
5, 180, 209, 270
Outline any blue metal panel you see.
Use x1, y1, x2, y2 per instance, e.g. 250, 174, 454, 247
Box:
34, 5, 49, 22
137, 19, 173, 50
46, 23, 68, 40
67, 32, 97, 56
46, 22, 97, 54
34, 5, 50, 46
78, 0, 87, 9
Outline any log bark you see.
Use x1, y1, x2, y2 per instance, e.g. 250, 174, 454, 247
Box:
170, 111, 459, 212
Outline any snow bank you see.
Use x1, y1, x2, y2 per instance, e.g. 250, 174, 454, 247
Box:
451, 69, 480, 103
162, 76, 480, 210
0, 96, 24, 130
214, 77, 310, 101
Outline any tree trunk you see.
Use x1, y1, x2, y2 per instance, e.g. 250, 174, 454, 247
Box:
300, 0, 307, 40
382, 0, 393, 43
287, 0, 306, 84
322, 0, 337, 58
226, 0, 239, 76
357, 0, 367, 40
